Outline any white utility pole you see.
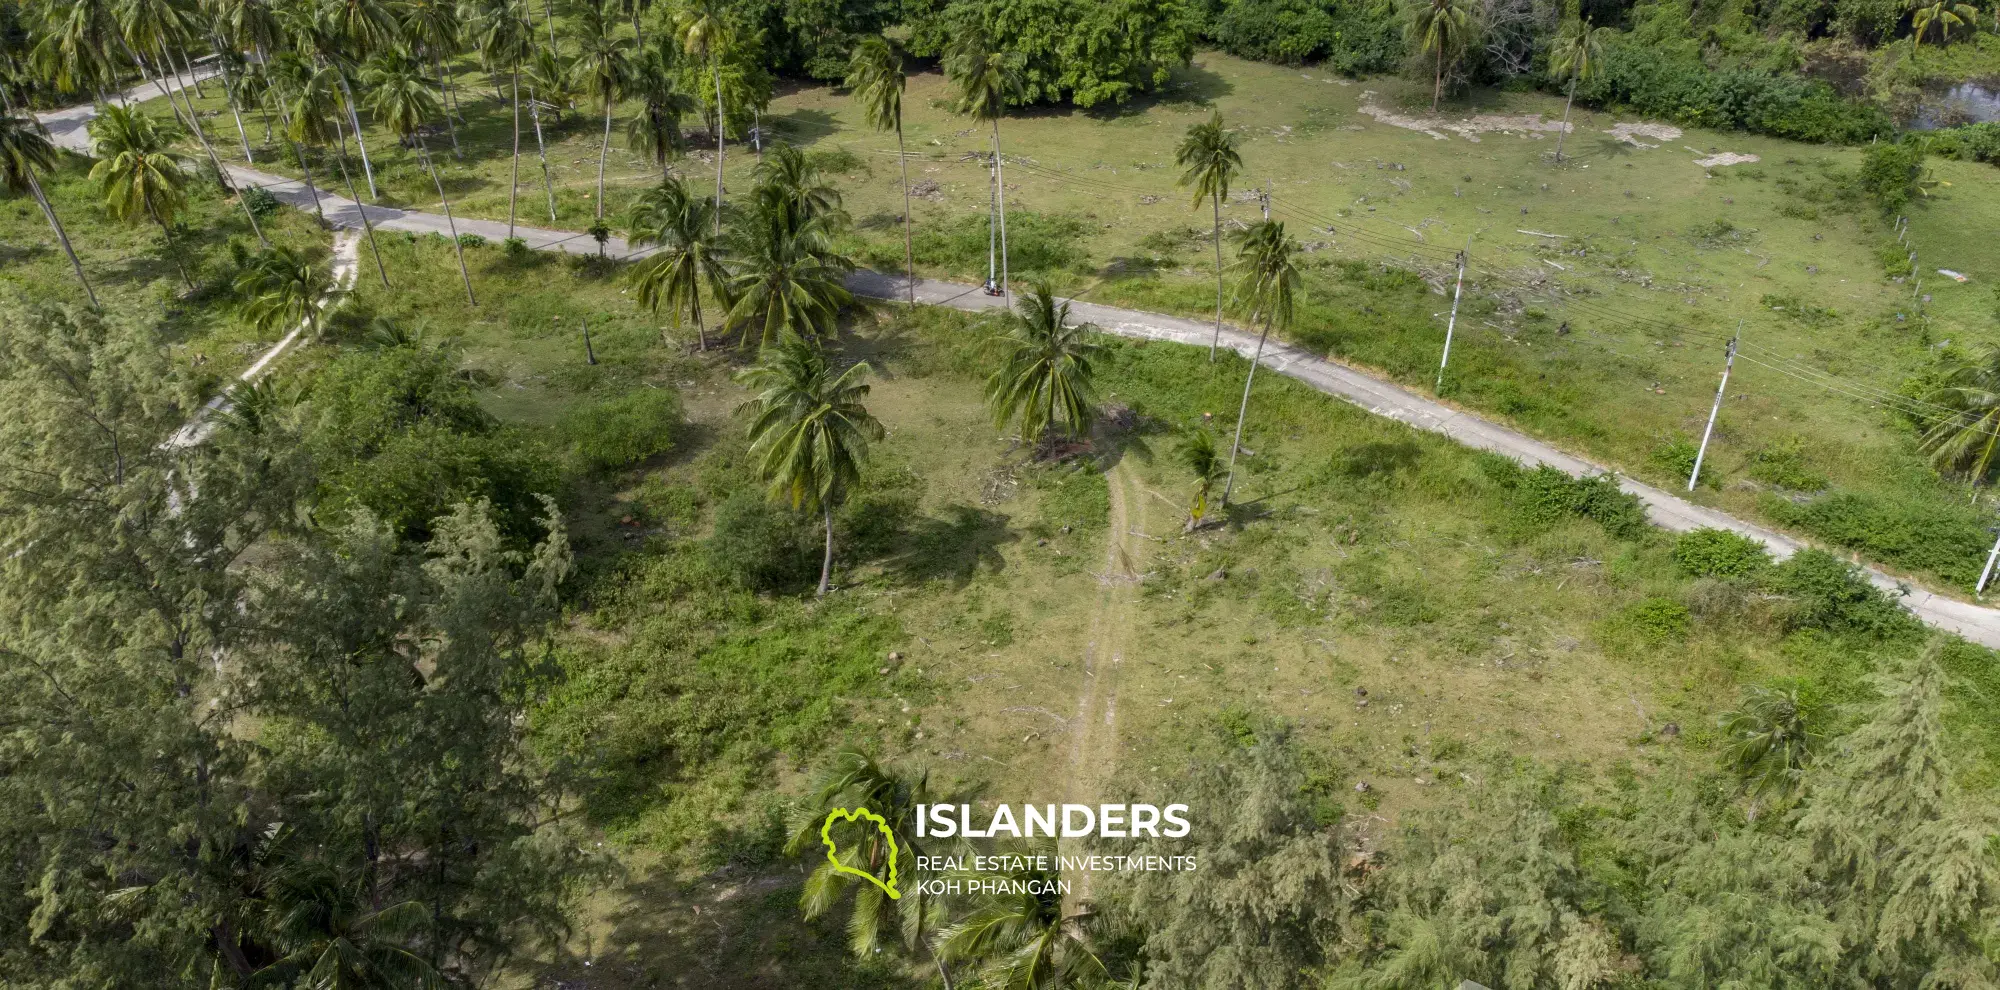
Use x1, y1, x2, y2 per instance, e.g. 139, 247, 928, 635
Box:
1688, 322, 1741, 492
1437, 237, 1470, 391
1978, 525, 2000, 597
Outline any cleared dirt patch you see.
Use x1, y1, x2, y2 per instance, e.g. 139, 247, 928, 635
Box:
1605, 121, 1683, 148
1357, 93, 1572, 142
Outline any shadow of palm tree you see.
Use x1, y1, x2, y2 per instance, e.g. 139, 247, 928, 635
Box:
881, 504, 1016, 587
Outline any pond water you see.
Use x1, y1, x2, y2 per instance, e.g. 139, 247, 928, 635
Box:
1913, 82, 2000, 129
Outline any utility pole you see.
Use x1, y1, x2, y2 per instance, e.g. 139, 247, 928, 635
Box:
985, 152, 998, 294
1979, 522, 2000, 597
1259, 183, 1270, 220
1688, 322, 1740, 492
1437, 237, 1470, 391
582, 315, 597, 365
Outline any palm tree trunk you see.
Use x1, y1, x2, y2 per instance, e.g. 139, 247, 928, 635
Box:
155, 44, 234, 195
986, 155, 997, 287
712, 60, 725, 235
992, 118, 1009, 306
274, 103, 327, 221
1209, 191, 1223, 361
334, 115, 391, 289
27, 173, 99, 309
174, 45, 206, 99
597, 97, 611, 221
337, 74, 379, 200
526, 84, 558, 221
690, 284, 706, 351
509, 68, 521, 240
153, 206, 194, 291
1221, 313, 1271, 506
1433, 47, 1444, 112
818, 503, 834, 596
543, 0, 559, 48
420, 136, 478, 306
897, 120, 913, 304
211, 40, 255, 164
1555, 75, 1575, 162
432, 51, 462, 158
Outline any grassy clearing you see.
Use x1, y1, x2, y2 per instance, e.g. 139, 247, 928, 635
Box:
0, 152, 328, 387
316, 240, 2000, 987
151, 52, 2000, 596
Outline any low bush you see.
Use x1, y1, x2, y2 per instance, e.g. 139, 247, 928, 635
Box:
1768, 548, 1916, 636
1856, 141, 1926, 213
1208, 0, 1403, 73
240, 186, 281, 218
1918, 122, 2000, 165
1579, 44, 1890, 145
706, 488, 823, 593
1674, 528, 1772, 578
1764, 489, 1988, 589
906, 211, 1094, 278
559, 389, 682, 470
1511, 467, 1649, 540
1623, 596, 1692, 643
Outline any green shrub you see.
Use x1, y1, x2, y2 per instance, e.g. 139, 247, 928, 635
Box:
1746, 436, 1826, 491
1917, 122, 2000, 165
1674, 528, 1771, 577
1876, 239, 1914, 279
1512, 467, 1649, 540
1209, 0, 1403, 73
1856, 141, 1925, 213
1649, 434, 1701, 484
241, 186, 280, 217
1769, 548, 1914, 636
705, 489, 822, 593
457, 233, 488, 248
1623, 596, 1692, 643
559, 389, 682, 470
1764, 490, 1987, 588
1578, 43, 1889, 145
907, 211, 1094, 277
503, 236, 530, 257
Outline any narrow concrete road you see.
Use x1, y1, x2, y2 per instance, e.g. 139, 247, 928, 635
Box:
38, 86, 2000, 648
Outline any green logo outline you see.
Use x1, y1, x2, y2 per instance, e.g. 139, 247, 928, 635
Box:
820, 807, 901, 900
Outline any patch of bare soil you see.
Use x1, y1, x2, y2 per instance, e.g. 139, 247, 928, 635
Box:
1356, 92, 1571, 143
1605, 122, 1683, 148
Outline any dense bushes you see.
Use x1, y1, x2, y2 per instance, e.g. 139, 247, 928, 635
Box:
1580, 44, 1892, 145
1918, 122, 2000, 164
1507, 465, 1650, 539
559, 388, 682, 470
1208, 0, 1402, 73
1770, 548, 1916, 635
1765, 489, 1989, 589
1674, 527, 1771, 577
1856, 140, 1927, 212
906, 0, 1200, 106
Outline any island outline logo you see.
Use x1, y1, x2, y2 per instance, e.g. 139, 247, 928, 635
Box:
820, 807, 901, 900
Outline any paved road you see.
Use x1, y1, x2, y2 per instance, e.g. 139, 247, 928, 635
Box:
40, 84, 2000, 648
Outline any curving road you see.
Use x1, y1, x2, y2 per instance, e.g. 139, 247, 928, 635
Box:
37, 79, 2000, 648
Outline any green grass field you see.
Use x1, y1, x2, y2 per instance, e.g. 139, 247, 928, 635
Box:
144, 50, 2000, 599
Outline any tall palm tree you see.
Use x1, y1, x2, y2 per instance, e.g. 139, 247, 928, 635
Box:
984, 283, 1104, 454
468, 0, 531, 236
88, 104, 194, 290
847, 35, 913, 304
0, 113, 99, 307
397, 0, 463, 157
235, 245, 338, 336
626, 41, 692, 182
724, 204, 854, 349
945, 39, 1023, 303
737, 334, 884, 596
363, 55, 476, 305
751, 142, 842, 228
523, 46, 570, 222
1174, 112, 1241, 362
1176, 428, 1225, 531
630, 177, 729, 349
568, 1, 635, 223
935, 842, 1105, 990
672, 0, 732, 232
28, 0, 122, 104
1220, 219, 1301, 506
1919, 347, 2000, 485
257, 49, 329, 222
1548, 17, 1610, 163
787, 753, 955, 988
288, 63, 390, 287
118, 0, 239, 204
319, 0, 402, 199
1406, 0, 1475, 112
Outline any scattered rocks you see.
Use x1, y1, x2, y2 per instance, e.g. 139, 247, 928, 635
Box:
1605, 121, 1682, 148
1354, 780, 1371, 792
1694, 152, 1760, 168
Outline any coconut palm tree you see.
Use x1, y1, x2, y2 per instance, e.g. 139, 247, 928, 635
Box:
945, 38, 1024, 302
672, 0, 733, 232
1176, 428, 1226, 531
786, 752, 955, 987
984, 283, 1104, 454
1406, 0, 1475, 112
1919, 347, 2000, 485
254, 858, 441, 989
1912, 0, 1980, 55
724, 202, 854, 349
288, 63, 390, 287
737, 333, 884, 596
468, 0, 531, 236
847, 35, 914, 303
319, 0, 401, 199
1548, 16, 1611, 163
88, 104, 194, 290
0, 113, 98, 307
626, 41, 693, 182
118, 0, 240, 204
28, 0, 122, 104
256, 49, 329, 222
628, 175, 728, 349
750, 141, 842, 229
567, 0, 635, 223
935, 842, 1105, 990
397, 0, 463, 156
235, 245, 337, 336
363, 54, 476, 305
1174, 112, 1241, 362
523, 46, 570, 222
1220, 219, 1301, 506
1720, 683, 1823, 801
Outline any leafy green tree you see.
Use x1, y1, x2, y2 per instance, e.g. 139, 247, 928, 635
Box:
1220, 218, 1300, 506
1919, 346, 2000, 485
936, 840, 1106, 990
87, 104, 193, 289
1404, 0, 1475, 112
847, 34, 914, 303
1548, 16, 1610, 163
1174, 112, 1241, 362
235, 245, 338, 337
786, 753, 955, 985
935, 0, 1197, 107
0, 111, 96, 306
983, 282, 1104, 453
945, 37, 1024, 300
1175, 427, 1226, 531
363, 53, 477, 306
736, 333, 884, 596
396, 0, 464, 156
673, 0, 734, 232
629, 174, 730, 350
567, 0, 635, 223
